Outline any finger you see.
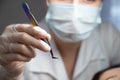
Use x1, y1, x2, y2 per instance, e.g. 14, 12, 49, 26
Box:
0, 53, 31, 66
9, 32, 51, 51
8, 53, 31, 62
8, 43, 35, 58
14, 24, 51, 39
33, 27, 51, 41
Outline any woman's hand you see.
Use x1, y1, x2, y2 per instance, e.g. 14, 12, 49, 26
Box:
0, 24, 51, 80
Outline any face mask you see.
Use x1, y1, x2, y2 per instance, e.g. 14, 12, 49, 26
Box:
45, 3, 102, 43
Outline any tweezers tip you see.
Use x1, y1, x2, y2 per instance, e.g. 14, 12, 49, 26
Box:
52, 57, 58, 59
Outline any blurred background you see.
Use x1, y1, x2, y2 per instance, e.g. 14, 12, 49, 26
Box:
0, 0, 47, 34
0, 0, 120, 34
101, 0, 120, 31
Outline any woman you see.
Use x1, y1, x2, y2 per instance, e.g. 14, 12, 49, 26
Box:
0, 0, 120, 80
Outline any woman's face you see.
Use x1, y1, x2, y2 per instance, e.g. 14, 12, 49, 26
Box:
100, 68, 120, 80
48, 0, 102, 7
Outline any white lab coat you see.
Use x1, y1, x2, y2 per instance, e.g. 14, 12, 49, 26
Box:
19, 21, 120, 80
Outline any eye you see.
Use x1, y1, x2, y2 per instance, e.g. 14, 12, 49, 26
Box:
105, 75, 118, 80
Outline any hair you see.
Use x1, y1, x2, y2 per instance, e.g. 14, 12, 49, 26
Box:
92, 64, 120, 80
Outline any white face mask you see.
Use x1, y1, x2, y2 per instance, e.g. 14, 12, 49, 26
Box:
45, 3, 102, 43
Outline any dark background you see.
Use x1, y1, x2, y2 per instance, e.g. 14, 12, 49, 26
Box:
0, 0, 120, 34
0, 0, 47, 34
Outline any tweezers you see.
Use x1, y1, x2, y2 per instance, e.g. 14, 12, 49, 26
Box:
22, 1, 57, 59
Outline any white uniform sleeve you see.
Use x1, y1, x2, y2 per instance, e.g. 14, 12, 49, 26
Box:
109, 24, 120, 65
100, 22, 120, 65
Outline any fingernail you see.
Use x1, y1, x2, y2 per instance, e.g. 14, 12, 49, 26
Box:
33, 26, 47, 35
46, 34, 51, 42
